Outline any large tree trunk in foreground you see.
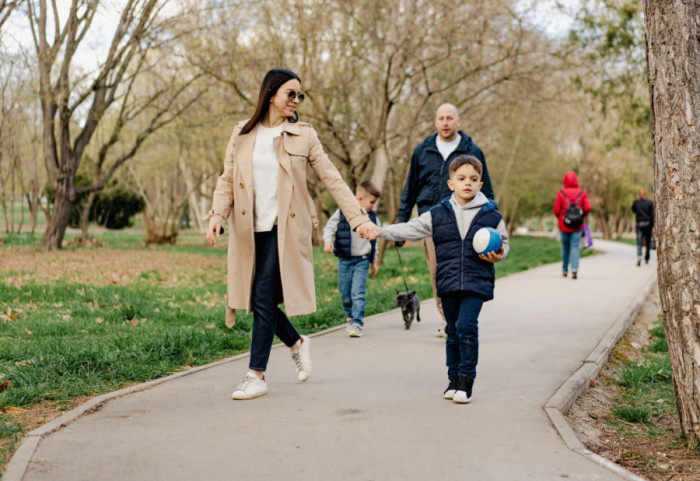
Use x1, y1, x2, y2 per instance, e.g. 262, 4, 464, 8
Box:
645, 0, 700, 444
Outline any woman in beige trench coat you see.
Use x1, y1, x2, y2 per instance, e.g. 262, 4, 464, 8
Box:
206, 69, 380, 400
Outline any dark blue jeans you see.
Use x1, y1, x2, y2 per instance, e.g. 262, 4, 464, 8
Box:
249, 227, 301, 372
337, 257, 370, 326
442, 294, 484, 380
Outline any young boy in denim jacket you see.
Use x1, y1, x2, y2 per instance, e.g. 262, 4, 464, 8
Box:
380, 156, 509, 403
323, 180, 382, 338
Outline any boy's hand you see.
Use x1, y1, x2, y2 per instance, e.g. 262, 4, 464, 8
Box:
479, 246, 504, 263
356, 221, 380, 241
370, 262, 378, 278
324, 241, 334, 254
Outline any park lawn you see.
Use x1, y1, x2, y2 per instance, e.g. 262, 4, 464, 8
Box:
0, 233, 587, 471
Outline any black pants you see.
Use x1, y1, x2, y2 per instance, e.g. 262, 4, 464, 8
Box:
248, 226, 301, 371
636, 223, 652, 262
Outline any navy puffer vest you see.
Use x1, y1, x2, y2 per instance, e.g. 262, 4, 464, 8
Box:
333, 210, 378, 260
431, 198, 502, 300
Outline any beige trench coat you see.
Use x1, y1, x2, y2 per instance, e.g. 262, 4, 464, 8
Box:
209, 119, 369, 327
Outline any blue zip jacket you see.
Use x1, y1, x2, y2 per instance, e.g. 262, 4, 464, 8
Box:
398, 131, 493, 222
431, 197, 502, 300
333, 210, 378, 260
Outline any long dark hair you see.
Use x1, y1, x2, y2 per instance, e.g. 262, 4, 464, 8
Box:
241, 69, 301, 135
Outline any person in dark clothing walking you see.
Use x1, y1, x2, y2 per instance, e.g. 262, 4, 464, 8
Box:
632, 188, 654, 266
397, 104, 493, 337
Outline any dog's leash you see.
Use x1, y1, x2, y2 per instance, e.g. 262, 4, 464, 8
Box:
394, 246, 410, 292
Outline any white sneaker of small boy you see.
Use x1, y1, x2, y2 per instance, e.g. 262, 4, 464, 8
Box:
452, 390, 472, 404
291, 335, 312, 381
348, 323, 363, 337
434, 328, 447, 339
231, 372, 267, 400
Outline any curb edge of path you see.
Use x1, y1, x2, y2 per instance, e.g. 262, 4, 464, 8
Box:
2, 319, 353, 481
544, 273, 657, 481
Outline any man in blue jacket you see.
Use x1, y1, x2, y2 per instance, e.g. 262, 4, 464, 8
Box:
397, 104, 493, 337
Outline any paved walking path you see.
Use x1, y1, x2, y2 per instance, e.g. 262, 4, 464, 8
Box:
6, 240, 656, 481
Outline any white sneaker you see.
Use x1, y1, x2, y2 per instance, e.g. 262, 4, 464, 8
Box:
291, 335, 312, 381
434, 328, 447, 339
348, 323, 363, 337
231, 372, 267, 400
345, 317, 352, 332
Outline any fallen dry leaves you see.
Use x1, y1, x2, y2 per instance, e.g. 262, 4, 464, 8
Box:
2, 249, 224, 288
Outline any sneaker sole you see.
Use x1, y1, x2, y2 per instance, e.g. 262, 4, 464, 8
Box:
232, 389, 268, 400
452, 392, 472, 404
443, 390, 456, 400
348, 331, 363, 337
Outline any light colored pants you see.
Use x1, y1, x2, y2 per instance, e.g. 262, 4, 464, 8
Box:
424, 237, 446, 324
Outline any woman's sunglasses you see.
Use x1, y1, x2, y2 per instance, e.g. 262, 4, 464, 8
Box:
286, 90, 305, 103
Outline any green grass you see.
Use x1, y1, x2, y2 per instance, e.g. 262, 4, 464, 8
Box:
609, 319, 676, 437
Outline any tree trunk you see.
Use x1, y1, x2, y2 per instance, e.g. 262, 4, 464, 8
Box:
370, 144, 389, 196
594, 212, 611, 239
81, 191, 97, 242
41, 175, 74, 250
645, 0, 700, 444
41, 186, 73, 251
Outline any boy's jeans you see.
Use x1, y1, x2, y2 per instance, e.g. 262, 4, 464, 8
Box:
442, 295, 484, 380
337, 257, 370, 326
560, 230, 583, 273
249, 227, 301, 372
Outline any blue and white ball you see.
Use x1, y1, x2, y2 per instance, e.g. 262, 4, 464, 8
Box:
473, 227, 502, 255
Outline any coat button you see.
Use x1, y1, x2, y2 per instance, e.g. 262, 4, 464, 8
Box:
290, 212, 295, 218
239, 183, 244, 189
241, 209, 246, 215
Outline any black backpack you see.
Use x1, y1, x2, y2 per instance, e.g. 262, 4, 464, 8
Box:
561, 190, 584, 229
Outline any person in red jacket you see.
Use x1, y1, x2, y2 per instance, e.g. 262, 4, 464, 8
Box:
553, 171, 591, 279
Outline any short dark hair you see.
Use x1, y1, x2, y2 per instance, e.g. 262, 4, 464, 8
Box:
241, 69, 301, 135
357, 180, 381, 198
449, 155, 483, 178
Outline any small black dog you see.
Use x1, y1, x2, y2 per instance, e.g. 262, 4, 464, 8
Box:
396, 289, 421, 330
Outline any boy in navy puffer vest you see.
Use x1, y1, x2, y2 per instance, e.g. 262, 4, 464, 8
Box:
323, 180, 382, 338
380, 156, 509, 404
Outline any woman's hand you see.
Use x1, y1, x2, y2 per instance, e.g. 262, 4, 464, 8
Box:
356, 221, 380, 241
207, 223, 222, 247
479, 246, 504, 263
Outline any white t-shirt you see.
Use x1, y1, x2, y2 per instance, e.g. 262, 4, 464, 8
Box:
436, 135, 460, 161
252, 123, 284, 232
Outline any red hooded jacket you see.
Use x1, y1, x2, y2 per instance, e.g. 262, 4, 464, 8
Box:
553, 171, 591, 233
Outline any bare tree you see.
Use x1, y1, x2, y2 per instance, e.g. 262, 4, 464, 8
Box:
27, 0, 205, 250
0, 0, 23, 31
645, 0, 700, 444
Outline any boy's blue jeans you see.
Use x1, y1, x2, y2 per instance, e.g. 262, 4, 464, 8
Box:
249, 227, 301, 372
560, 230, 583, 273
442, 294, 484, 380
337, 257, 370, 326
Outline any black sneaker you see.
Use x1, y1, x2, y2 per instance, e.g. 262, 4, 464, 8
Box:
453, 376, 474, 404
443, 378, 458, 399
